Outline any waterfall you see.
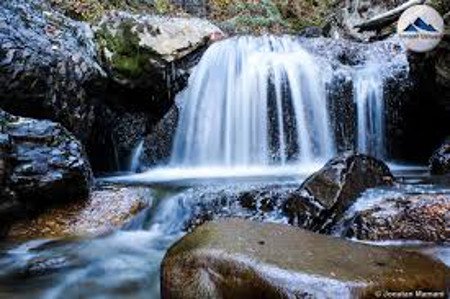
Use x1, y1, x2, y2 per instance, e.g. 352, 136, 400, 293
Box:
170, 36, 335, 168
354, 65, 385, 158
130, 139, 145, 172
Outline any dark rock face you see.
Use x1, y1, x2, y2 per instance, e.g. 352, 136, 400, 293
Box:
430, 140, 450, 175
284, 152, 394, 232
0, 110, 92, 222
0, 0, 105, 142
339, 194, 450, 243
141, 105, 179, 167
162, 219, 449, 299
0, 1, 220, 173
402, 11, 450, 163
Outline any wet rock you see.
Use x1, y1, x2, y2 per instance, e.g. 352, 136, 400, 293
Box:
6, 186, 153, 239
284, 152, 394, 232
0, 0, 106, 142
430, 140, 450, 175
162, 219, 449, 299
0, 109, 92, 222
340, 194, 450, 242
181, 183, 296, 232
141, 105, 179, 167
95, 11, 221, 102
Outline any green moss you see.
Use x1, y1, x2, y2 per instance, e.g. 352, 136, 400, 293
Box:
96, 19, 160, 79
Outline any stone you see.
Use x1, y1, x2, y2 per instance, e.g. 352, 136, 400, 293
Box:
339, 193, 450, 243
162, 219, 449, 299
95, 11, 222, 95
0, 109, 92, 222
430, 140, 450, 175
5, 186, 153, 239
284, 152, 394, 232
0, 0, 106, 142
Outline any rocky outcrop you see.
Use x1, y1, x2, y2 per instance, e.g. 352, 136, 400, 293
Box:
0, 0, 222, 172
5, 186, 152, 239
339, 194, 450, 243
0, 0, 105, 142
0, 110, 92, 223
94, 11, 222, 106
430, 140, 450, 175
284, 152, 394, 232
162, 219, 449, 299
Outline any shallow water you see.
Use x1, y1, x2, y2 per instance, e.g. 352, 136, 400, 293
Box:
0, 165, 448, 299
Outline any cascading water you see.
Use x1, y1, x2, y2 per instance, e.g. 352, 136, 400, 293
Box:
353, 65, 385, 158
171, 36, 335, 168
130, 139, 145, 172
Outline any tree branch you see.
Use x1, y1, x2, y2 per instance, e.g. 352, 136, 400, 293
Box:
354, 0, 426, 32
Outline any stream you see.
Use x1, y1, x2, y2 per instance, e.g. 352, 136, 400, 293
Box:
0, 35, 447, 298
0, 165, 448, 299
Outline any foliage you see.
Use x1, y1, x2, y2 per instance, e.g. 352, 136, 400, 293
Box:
50, 0, 176, 22
50, 0, 336, 33
207, 0, 333, 33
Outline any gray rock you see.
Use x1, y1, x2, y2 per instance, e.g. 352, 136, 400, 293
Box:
0, 109, 92, 222
94, 11, 222, 100
338, 193, 450, 243
0, 0, 106, 142
430, 140, 450, 175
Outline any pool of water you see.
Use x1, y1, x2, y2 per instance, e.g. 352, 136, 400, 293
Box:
0, 164, 448, 299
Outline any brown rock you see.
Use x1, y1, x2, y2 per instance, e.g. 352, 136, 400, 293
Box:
340, 194, 450, 242
162, 219, 449, 299
5, 187, 153, 240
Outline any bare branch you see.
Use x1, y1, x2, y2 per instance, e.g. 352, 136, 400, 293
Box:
354, 0, 426, 32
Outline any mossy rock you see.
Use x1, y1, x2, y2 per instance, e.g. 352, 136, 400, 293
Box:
94, 11, 221, 89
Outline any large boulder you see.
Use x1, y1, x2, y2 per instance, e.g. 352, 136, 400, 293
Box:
338, 193, 450, 243
94, 11, 222, 103
0, 110, 92, 222
0, 0, 105, 142
284, 152, 394, 232
430, 139, 450, 175
162, 219, 449, 299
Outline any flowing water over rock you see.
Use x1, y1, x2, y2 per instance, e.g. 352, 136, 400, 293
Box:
171, 36, 335, 167
354, 65, 385, 158
0, 36, 424, 299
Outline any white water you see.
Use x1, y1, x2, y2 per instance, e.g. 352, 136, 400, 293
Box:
129, 140, 145, 172
354, 64, 385, 158
171, 36, 335, 168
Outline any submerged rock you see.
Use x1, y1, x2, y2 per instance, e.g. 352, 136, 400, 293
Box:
339, 193, 450, 243
162, 219, 449, 299
430, 140, 450, 175
284, 152, 394, 232
0, 109, 92, 222
5, 186, 152, 239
